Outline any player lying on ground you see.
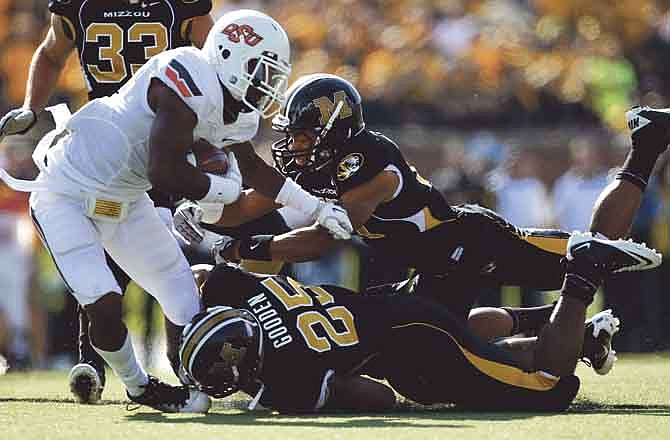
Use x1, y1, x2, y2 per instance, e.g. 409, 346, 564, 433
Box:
0, 0, 215, 404
179, 233, 660, 412
174, 74, 670, 359
0, 11, 353, 413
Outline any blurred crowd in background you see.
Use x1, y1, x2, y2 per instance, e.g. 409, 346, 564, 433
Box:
1, 0, 670, 372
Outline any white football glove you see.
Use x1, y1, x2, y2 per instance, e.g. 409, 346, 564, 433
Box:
313, 201, 353, 240
174, 201, 205, 245
0, 108, 37, 142
210, 235, 237, 264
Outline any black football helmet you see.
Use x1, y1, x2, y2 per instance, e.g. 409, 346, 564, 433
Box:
271, 74, 365, 175
179, 307, 263, 398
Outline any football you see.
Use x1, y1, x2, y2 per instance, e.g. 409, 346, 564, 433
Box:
188, 139, 229, 175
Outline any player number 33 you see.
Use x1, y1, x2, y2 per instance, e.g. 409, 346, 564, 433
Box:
85, 22, 169, 83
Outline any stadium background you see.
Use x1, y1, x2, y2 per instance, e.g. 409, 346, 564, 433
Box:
0, 0, 669, 372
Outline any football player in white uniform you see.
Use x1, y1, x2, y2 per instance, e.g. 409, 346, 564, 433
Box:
0, 0, 215, 405
0, 9, 352, 413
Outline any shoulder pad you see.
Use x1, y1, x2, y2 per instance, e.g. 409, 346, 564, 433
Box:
157, 49, 208, 95
336, 132, 394, 180
174, 0, 213, 18
334, 131, 396, 191
152, 49, 215, 117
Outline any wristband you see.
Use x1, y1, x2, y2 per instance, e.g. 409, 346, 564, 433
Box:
200, 173, 241, 204
275, 178, 320, 218
200, 202, 224, 224
237, 235, 274, 261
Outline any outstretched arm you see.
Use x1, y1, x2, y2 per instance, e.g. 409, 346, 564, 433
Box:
218, 170, 399, 262
229, 142, 353, 239
229, 141, 292, 199
1, 14, 74, 142
24, 14, 75, 112
214, 189, 281, 227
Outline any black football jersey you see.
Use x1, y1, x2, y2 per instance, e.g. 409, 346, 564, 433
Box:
293, 130, 456, 244
48, 0, 212, 100
201, 264, 397, 412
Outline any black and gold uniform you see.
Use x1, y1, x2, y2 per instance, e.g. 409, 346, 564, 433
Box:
294, 128, 456, 245
271, 74, 571, 318
48, 0, 212, 100
190, 263, 579, 412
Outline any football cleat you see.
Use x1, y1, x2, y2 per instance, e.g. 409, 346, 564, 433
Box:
581, 309, 620, 375
626, 106, 670, 154
68, 363, 104, 404
127, 375, 211, 413
567, 232, 662, 274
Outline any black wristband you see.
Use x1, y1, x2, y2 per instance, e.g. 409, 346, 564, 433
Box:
238, 235, 274, 261
561, 274, 598, 306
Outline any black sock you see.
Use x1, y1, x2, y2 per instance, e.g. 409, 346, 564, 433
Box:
561, 273, 599, 306
78, 306, 106, 371
615, 147, 661, 190
502, 302, 557, 334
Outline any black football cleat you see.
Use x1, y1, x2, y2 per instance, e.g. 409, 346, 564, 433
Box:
127, 375, 211, 413
626, 106, 670, 155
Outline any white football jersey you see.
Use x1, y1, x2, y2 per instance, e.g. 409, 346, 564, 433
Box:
43, 47, 259, 200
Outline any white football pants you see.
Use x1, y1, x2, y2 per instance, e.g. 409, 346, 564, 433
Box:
30, 191, 200, 326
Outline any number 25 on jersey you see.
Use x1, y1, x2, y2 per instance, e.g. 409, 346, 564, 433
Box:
262, 278, 360, 353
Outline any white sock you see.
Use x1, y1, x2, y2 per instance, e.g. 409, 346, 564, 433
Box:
92, 333, 149, 397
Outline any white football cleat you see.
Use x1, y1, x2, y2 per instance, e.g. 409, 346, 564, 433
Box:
582, 309, 620, 375
567, 232, 662, 273
183, 389, 212, 414
68, 363, 104, 404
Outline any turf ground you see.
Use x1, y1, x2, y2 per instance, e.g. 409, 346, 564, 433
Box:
1, 354, 669, 440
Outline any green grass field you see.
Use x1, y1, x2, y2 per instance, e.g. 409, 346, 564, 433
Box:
1, 354, 669, 440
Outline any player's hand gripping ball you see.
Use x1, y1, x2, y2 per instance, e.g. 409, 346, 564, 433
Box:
188, 139, 229, 175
